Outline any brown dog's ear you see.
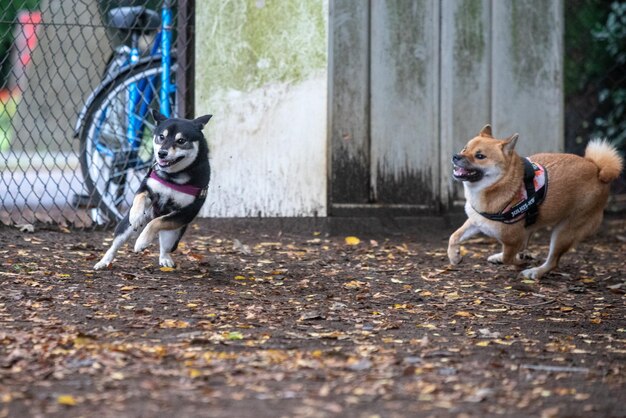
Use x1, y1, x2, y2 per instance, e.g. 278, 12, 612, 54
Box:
479, 124, 493, 137
501, 133, 519, 154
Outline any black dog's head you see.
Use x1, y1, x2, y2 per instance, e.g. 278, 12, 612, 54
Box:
151, 110, 212, 173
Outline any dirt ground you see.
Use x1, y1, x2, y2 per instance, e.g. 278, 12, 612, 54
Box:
0, 216, 625, 418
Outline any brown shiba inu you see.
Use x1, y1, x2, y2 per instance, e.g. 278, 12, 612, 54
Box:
447, 125, 623, 279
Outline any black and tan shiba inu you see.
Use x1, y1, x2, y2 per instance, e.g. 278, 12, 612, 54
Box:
94, 110, 212, 270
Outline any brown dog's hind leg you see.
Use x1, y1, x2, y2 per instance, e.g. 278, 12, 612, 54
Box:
521, 212, 603, 280
520, 227, 574, 279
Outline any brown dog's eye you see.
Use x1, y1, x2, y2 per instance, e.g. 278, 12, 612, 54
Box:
475, 152, 486, 160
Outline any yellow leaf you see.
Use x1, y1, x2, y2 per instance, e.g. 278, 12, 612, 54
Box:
111, 372, 125, 380
160, 319, 190, 329
344, 236, 361, 246
189, 369, 202, 378
476, 341, 490, 347
57, 395, 77, 406
560, 306, 574, 312
445, 292, 460, 300
120, 285, 137, 291
459, 246, 469, 256
159, 266, 175, 272
455, 311, 472, 317
344, 280, 365, 289
186, 303, 198, 308
234, 275, 246, 280
226, 331, 244, 340
590, 318, 602, 324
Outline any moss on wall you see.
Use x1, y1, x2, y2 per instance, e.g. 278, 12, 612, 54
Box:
195, 0, 327, 98
510, 0, 555, 86
384, 0, 428, 91
454, 0, 485, 75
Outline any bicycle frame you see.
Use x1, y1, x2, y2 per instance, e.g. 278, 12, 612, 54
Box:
78, 1, 176, 169
126, 0, 175, 155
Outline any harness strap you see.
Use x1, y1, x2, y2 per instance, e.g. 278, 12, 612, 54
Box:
148, 170, 207, 197
476, 157, 547, 227
522, 158, 539, 226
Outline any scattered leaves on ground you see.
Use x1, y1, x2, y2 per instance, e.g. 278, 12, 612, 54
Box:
0, 218, 624, 417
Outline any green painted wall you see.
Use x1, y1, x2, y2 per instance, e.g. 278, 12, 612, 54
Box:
195, 0, 327, 98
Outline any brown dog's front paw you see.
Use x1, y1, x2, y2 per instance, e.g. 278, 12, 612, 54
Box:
448, 246, 463, 265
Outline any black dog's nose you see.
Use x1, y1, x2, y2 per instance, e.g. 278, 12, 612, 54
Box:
452, 154, 463, 164
158, 149, 168, 159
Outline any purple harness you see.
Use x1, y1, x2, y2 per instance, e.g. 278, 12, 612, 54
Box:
149, 171, 206, 197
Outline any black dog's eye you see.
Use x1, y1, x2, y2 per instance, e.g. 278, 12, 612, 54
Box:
176, 137, 187, 145
475, 152, 486, 160
155, 134, 165, 144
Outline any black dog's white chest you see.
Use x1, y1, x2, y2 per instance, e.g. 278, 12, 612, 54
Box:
147, 175, 197, 214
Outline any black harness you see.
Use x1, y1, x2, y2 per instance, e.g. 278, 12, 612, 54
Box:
476, 158, 548, 227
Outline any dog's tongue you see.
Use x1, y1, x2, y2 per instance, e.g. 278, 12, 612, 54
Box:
454, 166, 471, 176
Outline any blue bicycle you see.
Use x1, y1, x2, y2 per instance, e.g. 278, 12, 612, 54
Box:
74, 0, 177, 222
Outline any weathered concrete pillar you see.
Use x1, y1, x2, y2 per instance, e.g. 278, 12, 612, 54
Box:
195, 0, 329, 217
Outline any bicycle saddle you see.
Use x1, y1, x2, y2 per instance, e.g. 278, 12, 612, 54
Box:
107, 7, 160, 33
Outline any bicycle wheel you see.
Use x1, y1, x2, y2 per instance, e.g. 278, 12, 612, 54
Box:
79, 60, 178, 223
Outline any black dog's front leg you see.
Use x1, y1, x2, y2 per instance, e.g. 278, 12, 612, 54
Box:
133, 198, 205, 254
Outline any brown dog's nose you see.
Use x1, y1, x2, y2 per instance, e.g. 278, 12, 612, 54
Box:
452, 154, 463, 164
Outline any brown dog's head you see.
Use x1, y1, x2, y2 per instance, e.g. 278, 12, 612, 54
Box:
452, 124, 519, 186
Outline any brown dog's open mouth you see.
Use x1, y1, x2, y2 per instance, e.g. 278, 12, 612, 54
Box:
453, 165, 483, 182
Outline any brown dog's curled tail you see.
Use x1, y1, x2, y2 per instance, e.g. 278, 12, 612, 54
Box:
585, 139, 624, 183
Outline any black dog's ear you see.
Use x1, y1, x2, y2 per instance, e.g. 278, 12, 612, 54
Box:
152, 109, 167, 124
193, 114, 212, 130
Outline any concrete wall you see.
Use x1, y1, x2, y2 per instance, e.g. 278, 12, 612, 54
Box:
195, 0, 328, 217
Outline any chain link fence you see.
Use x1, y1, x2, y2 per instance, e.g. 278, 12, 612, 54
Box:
0, 0, 193, 227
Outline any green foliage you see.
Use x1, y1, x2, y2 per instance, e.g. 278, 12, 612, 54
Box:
564, 0, 612, 96
565, 0, 626, 151
592, 1, 626, 148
